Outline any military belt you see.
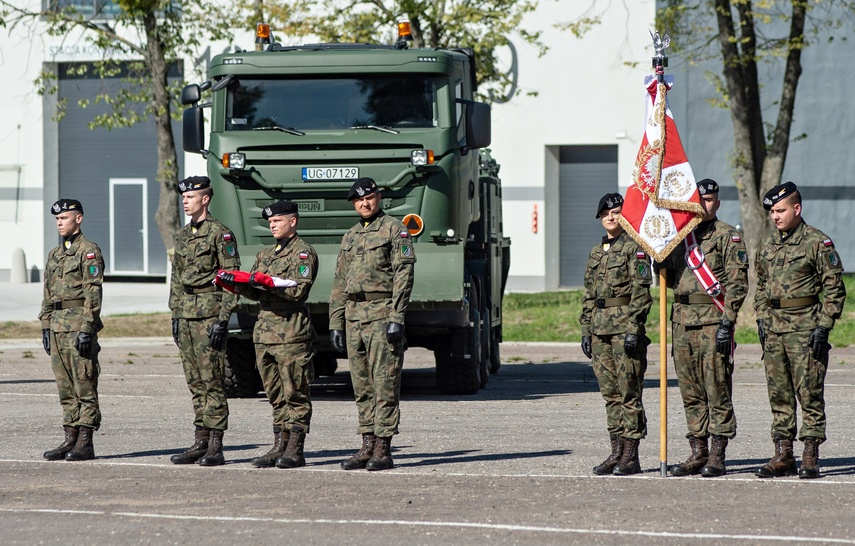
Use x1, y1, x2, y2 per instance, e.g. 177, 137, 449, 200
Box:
53, 299, 85, 310
347, 292, 393, 302
769, 296, 819, 309
183, 284, 217, 295
676, 294, 715, 305
263, 301, 306, 311
595, 297, 631, 309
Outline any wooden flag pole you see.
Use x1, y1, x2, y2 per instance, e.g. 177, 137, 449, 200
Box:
659, 268, 668, 477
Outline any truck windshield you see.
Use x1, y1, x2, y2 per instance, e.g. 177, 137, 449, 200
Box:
225, 75, 438, 131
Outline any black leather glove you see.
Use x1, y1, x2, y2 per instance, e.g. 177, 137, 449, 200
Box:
756, 319, 766, 351
208, 320, 229, 351
623, 333, 640, 356
581, 335, 592, 359
74, 332, 92, 359
172, 318, 180, 347
386, 322, 404, 347
809, 326, 830, 360
42, 329, 51, 356
249, 272, 264, 288
716, 319, 734, 356
219, 273, 236, 286
330, 329, 346, 353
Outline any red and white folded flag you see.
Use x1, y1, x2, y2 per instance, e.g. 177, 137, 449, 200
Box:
214, 269, 297, 293
619, 76, 704, 262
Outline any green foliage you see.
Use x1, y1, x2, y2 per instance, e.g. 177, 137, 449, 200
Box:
503, 275, 855, 346
240, 0, 545, 102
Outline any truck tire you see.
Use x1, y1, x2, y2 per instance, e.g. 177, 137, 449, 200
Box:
435, 308, 482, 395
489, 335, 501, 374
479, 308, 491, 388
313, 354, 339, 377
223, 338, 263, 398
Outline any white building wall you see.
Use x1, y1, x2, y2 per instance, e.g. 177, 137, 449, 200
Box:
490, 1, 655, 291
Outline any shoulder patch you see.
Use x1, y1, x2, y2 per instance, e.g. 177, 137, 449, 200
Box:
86, 252, 96, 260
225, 244, 236, 257
731, 235, 741, 243
636, 251, 646, 260
823, 238, 834, 247
737, 250, 748, 264
637, 262, 650, 277
402, 245, 412, 257
828, 252, 841, 268
223, 232, 233, 241
400, 231, 410, 238
299, 252, 309, 260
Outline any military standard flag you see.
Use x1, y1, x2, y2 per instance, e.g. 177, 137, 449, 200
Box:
619, 75, 704, 262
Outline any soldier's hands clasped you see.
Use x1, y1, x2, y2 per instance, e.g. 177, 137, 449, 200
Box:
756, 319, 766, 350
716, 319, 734, 356
208, 320, 229, 351
330, 329, 346, 353
42, 329, 51, 356
623, 333, 640, 356
581, 335, 592, 359
386, 322, 404, 347
74, 332, 92, 358
172, 318, 180, 347
809, 326, 830, 360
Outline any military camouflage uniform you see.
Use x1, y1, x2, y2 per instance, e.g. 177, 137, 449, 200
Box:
661, 219, 748, 439
241, 235, 318, 433
754, 219, 846, 442
329, 212, 416, 438
580, 232, 652, 440
39, 233, 104, 430
169, 216, 241, 431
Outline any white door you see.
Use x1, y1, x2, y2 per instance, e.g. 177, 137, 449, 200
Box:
109, 178, 149, 274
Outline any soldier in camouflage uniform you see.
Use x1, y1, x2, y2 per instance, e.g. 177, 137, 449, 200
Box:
754, 182, 846, 480
223, 200, 318, 469
658, 179, 748, 478
168, 176, 241, 467
39, 199, 104, 462
329, 177, 416, 471
580, 193, 653, 476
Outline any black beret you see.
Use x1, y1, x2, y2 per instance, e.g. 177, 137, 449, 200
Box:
596, 192, 623, 218
262, 200, 299, 219
177, 176, 211, 194
697, 178, 720, 195
347, 177, 378, 201
50, 199, 84, 215
762, 181, 798, 210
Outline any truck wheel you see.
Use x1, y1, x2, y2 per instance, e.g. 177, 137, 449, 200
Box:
435, 309, 482, 395
479, 308, 491, 388
489, 335, 501, 374
223, 337, 263, 398
313, 354, 339, 377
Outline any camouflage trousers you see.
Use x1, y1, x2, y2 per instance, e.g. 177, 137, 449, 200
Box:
50, 330, 101, 430
672, 322, 736, 439
176, 317, 229, 431
346, 319, 404, 438
256, 341, 315, 433
763, 330, 828, 442
591, 333, 647, 440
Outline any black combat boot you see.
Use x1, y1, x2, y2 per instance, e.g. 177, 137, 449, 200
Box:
65, 426, 95, 461
593, 434, 623, 475
275, 426, 306, 468
44, 426, 79, 461
670, 436, 709, 477
755, 438, 797, 478
612, 438, 641, 476
341, 433, 376, 470
251, 426, 288, 468
198, 429, 225, 466
366, 436, 394, 471
170, 427, 210, 465
700, 435, 728, 477
798, 438, 821, 479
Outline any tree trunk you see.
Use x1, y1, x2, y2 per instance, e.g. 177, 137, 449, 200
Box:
143, 12, 181, 257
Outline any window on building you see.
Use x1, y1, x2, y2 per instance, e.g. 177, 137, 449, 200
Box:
48, 0, 122, 18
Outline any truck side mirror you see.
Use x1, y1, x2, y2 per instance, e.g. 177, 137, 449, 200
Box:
182, 106, 205, 154
181, 84, 201, 106
466, 101, 491, 150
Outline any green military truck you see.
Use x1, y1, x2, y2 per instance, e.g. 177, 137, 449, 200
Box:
180, 24, 510, 395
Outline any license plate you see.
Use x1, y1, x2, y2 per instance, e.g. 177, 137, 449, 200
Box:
302, 167, 359, 180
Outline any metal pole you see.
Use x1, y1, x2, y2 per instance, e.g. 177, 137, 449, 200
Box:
659, 269, 668, 477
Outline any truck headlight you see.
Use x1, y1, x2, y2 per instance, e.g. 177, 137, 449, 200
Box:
411, 149, 434, 166
222, 153, 246, 169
